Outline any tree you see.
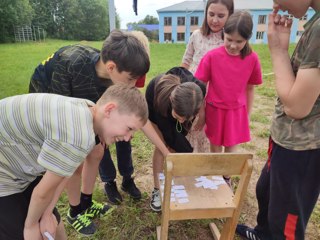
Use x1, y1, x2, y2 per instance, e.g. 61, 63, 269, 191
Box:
1, 0, 119, 42
127, 15, 159, 42
76, 0, 109, 40
29, 0, 58, 37
0, 0, 34, 42
138, 15, 159, 24
49, 0, 108, 41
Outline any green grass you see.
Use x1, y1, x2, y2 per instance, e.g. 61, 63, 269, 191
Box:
250, 112, 271, 124
1, 40, 319, 239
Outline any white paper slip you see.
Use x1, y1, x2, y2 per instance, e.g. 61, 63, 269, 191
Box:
178, 198, 189, 204
176, 192, 188, 198
173, 189, 187, 195
159, 173, 165, 180
212, 176, 224, 181
214, 180, 227, 185
44, 232, 54, 240
172, 185, 185, 190
202, 181, 215, 189
170, 197, 176, 202
195, 182, 203, 188
195, 176, 207, 181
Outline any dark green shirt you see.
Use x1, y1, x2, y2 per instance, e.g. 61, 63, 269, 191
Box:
271, 12, 320, 150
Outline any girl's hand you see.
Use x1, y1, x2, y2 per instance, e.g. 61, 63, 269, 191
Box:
193, 115, 205, 131
267, 12, 293, 54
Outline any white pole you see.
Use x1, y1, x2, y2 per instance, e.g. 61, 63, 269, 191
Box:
109, 0, 116, 31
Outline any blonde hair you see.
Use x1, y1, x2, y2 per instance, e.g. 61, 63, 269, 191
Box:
97, 84, 148, 125
129, 31, 150, 56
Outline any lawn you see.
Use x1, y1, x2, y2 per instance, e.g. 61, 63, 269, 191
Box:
0, 40, 319, 240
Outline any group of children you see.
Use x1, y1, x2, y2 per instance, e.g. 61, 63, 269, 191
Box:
0, 0, 319, 239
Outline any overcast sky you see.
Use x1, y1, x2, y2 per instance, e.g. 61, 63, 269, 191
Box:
114, 0, 185, 28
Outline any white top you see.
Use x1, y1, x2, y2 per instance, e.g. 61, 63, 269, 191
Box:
182, 29, 224, 73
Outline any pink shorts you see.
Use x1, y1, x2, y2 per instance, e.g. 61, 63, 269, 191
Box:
204, 103, 250, 147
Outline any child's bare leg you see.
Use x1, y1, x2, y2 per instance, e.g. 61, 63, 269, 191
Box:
210, 144, 222, 153
223, 145, 238, 186
66, 164, 83, 206
81, 144, 104, 194
225, 145, 238, 153
55, 221, 67, 240
152, 147, 164, 189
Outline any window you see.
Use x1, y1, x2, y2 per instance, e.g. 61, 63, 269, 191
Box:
256, 31, 264, 40
177, 17, 185, 26
190, 16, 199, 26
164, 17, 172, 26
296, 31, 304, 36
300, 14, 307, 20
177, 33, 185, 41
164, 33, 172, 41
258, 15, 267, 24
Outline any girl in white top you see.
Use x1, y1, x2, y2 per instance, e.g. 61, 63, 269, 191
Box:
181, 0, 234, 152
181, 0, 234, 73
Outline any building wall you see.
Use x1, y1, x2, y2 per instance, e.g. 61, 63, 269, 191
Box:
158, 11, 204, 43
158, 9, 315, 44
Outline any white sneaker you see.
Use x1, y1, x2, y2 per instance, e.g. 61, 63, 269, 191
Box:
150, 189, 161, 212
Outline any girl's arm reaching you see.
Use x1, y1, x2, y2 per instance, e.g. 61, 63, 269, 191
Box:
193, 100, 206, 131
141, 120, 170, 157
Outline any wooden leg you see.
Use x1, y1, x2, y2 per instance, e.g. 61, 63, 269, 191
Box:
220, 217, 237, 240
209, 222, 221, 240
157, 226, 161, 240
160, 219, 169, 240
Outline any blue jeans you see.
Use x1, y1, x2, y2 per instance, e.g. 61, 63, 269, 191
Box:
99, 141, 133, 183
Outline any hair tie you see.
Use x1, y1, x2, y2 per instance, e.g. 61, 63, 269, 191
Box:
176, 120, 182, 133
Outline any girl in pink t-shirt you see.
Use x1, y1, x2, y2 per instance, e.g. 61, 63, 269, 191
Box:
195, 11, 262, 185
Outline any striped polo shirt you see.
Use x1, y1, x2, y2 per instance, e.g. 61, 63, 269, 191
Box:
0, 93, 96, 196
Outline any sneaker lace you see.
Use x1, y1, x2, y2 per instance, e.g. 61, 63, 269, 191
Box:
152, 190, 160, 202
87, 200, 104, 216
74, 213, 93, 228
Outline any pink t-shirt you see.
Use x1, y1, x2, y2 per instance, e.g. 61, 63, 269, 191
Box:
195, 46, 262, 109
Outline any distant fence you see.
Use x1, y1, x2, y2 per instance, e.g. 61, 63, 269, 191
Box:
14, 25, 45, 42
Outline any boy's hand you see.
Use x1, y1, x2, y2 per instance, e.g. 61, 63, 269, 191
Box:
24, 223, 42, 240
40, 213, 58, 240
272, 3, 280, 15
268, 7, 293, 54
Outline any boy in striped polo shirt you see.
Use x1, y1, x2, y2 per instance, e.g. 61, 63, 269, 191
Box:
0, 85, 148, 240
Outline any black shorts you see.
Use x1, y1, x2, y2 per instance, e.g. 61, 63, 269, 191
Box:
0, 176, 60, 240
